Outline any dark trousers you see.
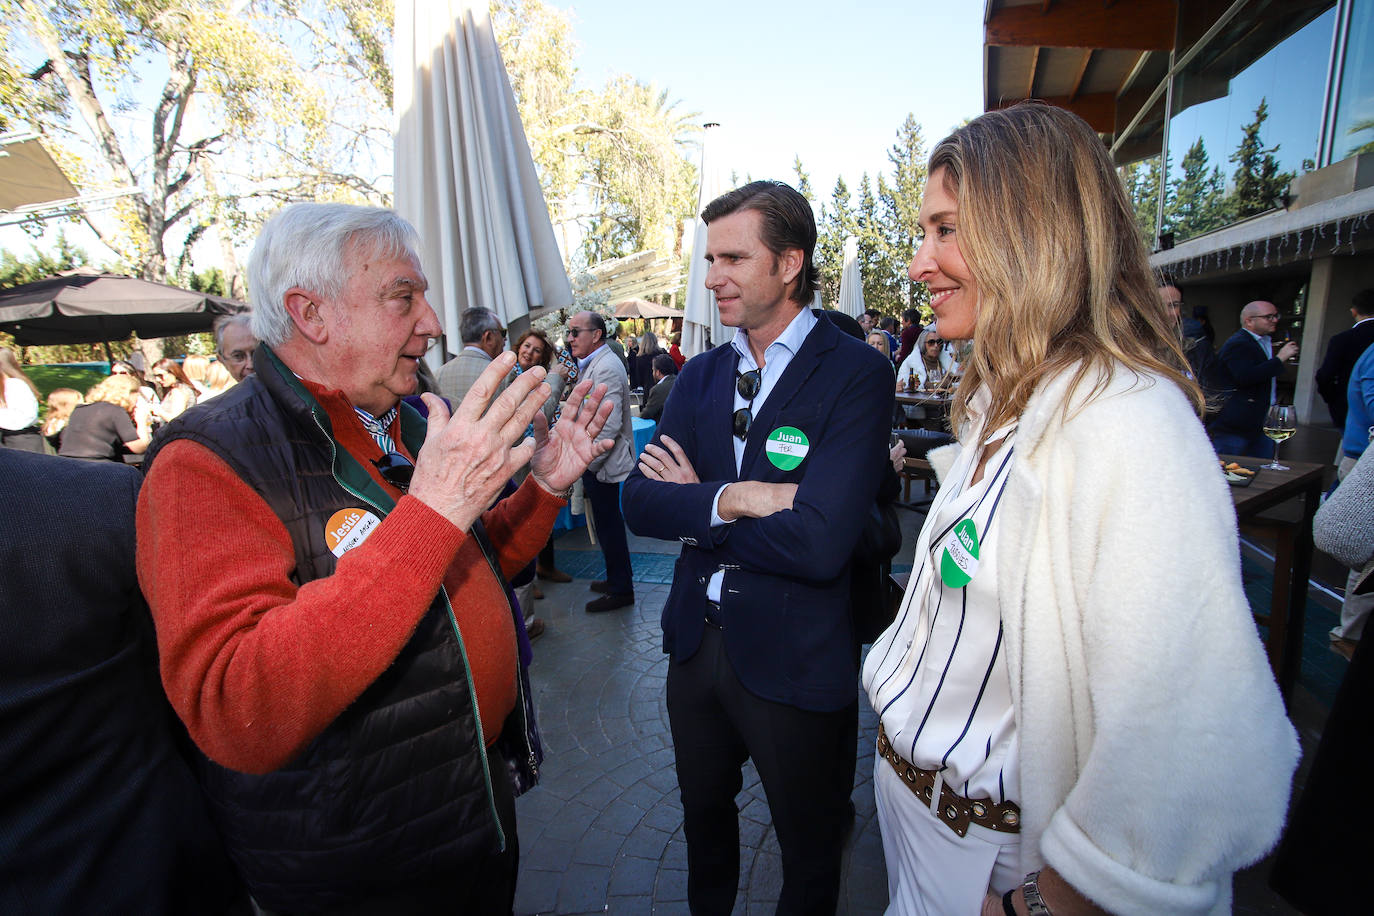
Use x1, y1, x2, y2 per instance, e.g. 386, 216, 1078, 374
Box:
582, 471, 633, 595
667, 624, 856, 915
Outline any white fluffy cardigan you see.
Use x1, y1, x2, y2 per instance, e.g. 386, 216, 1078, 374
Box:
928, 366, 1299, 916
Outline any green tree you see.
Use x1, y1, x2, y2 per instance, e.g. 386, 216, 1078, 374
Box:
816, 175, 854, 307
492, 0, 699, 271
1120, 154, 1162, 245
792, 156, 814, 203
575, 78, 698, 266
1229, 98, 1294, 220
0, 232, 88, 290
4, 0, 395, 287
1166, 138, 1226, 240
874, 114, 929, 315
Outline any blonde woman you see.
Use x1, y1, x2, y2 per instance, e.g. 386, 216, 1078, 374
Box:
58, 375, 151, 460
198, 361, 235, 400
42, 387, 84, 451
862, 103, 1297, 916
0, 346, 45, 452
181, 354, 211, 396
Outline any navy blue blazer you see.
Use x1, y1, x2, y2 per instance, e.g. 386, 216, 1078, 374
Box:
1214, 329, 1283, 435
622, 316, 894, 712
0, 450, 240, 912
1315, 319, 1374, 427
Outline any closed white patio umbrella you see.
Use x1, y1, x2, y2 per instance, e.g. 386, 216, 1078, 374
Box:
393, 0, 571, 363
682, 123, 728, 359
837, 236, 864, 318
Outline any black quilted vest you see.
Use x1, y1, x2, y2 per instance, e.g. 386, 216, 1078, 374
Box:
144, 345, 533, 913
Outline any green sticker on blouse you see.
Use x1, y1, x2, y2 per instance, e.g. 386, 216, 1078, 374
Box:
765, 426, 810, 470
939, 518, 980, 589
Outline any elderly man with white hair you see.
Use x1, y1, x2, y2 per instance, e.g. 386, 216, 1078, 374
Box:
136, 202, 614, 913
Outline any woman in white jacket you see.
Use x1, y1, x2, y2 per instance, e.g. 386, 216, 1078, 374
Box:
862, 103, 1298, 916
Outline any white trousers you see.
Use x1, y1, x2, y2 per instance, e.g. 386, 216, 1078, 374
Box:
873, 752, 1021, 916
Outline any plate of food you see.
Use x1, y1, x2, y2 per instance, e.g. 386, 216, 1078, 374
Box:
1220, 460, 1259, 487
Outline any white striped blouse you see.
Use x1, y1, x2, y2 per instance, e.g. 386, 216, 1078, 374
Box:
863, 424, 1020, 805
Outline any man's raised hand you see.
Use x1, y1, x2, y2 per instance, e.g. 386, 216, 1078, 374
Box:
408, 352, 548, 531
529, 379, 615, 495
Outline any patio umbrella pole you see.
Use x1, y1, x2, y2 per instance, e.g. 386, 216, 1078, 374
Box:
102, 339, 113, 366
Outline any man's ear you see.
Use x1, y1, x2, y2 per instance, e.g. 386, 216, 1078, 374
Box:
285, 290, 328, 344
780, 248, 804, 287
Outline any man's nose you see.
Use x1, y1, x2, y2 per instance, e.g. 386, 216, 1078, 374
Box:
415, 294, 442, 338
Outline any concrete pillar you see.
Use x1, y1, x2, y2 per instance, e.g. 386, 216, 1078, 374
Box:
1296, 257, 1335, 424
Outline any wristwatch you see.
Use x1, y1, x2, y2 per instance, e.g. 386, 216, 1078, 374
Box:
1021, 871, 1053, 915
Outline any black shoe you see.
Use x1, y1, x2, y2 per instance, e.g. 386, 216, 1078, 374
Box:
586, 593, 634, 613
590, 580, 612, 594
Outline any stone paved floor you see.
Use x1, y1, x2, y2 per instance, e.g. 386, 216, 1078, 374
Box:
514, 568, 888, 916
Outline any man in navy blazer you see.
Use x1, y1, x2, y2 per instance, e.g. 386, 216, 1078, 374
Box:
1212, 300, 1299, 458
0, 450, 241, 913
623, 181, 892, 915
1315, 289, 1374, 429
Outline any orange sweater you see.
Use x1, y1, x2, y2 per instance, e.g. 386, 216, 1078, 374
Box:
136, 384, 562, 774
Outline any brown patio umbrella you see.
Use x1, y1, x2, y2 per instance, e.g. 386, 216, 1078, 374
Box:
0, 268, 245, 346
614, 298, 683, 320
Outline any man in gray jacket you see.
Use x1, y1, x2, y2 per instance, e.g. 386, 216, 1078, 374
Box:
568, 310, 635, 611
436, 307, 509, 405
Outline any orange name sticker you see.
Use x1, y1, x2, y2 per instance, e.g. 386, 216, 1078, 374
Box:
325, 507, 381, 558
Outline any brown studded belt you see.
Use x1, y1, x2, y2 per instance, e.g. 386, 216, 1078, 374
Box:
877, 722, 1021, 838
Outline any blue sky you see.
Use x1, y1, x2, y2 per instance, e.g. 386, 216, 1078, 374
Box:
553, 0, 986, 201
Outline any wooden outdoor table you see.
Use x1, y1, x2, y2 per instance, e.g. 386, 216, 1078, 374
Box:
895, 391, 954, 409
1223, 456, 1327, 698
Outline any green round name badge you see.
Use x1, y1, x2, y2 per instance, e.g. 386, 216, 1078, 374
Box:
939, 518, 980, 589
765, 426, 810, 470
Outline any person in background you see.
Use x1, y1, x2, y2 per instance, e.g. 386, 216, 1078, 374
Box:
894, 307, 921, 364
198, 361, 235, 400
0, 447, 242, 914
640, 353, 678, 423
41, 387, 83, 451
1328, 338, 1374, 658
668, 331, 687, 370
1159, 281, 1221, 401
512, 326, 573, 638
605, 316, 629, 370
567, 309, 636, 612
1315, 288, 1374, 429
1211, 300, 1298, 458
0, 346, 44, 452
866, 329, 893, 361
436, 307, 509, 406
631, 329, 662, 392
213, 312, 257, 381
181, 354, 211, 397
136, 202, 615, 912
862, 103, 1296, 916
111, 359, 159, 433
58, 375, 152, 461
878, 315, 901, 360
896, 328, 946, 390
149, 357, 198, 424
1270, 440, 1374, 914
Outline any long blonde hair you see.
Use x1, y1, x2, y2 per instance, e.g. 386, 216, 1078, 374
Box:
85, 374, 142, 416
929, 103, 1201, 442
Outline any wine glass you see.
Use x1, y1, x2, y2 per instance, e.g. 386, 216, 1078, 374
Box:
1262, 404, 1297, 471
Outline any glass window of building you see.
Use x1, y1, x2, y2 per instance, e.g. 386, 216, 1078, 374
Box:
1330, 0, 1374, 161
1163, 2, 1337, 243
